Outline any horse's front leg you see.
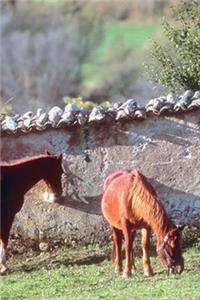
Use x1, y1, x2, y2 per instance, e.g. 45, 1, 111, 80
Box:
0, 239, 7, 274
111, 227, 123, 274
141, 228, 153, 276
0, 208, 19, 275
122, 219, 133, 278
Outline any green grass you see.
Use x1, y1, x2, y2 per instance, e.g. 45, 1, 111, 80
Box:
1, 245, 200, 300
97, 22, 156, 59
83, 22, 156, 88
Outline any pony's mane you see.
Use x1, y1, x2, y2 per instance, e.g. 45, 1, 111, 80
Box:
0, 154, 58, 168
130, 170, 172, 235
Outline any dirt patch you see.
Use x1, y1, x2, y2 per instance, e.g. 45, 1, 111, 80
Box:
8, 225, 200, 254
7, 248, 109, 274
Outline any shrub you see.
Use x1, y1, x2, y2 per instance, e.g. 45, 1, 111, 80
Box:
63, 96, 112, 110
0, 102, 12, 115
145, 1, 200, 92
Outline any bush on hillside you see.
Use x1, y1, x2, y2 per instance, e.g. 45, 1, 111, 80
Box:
145, 1, 200, 92
0, 1, 103, 112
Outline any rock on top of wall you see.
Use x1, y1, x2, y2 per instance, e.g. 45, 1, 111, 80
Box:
1, 90, 200, 135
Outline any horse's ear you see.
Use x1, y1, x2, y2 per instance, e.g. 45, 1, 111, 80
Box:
44, 149, 51, 155
57, 153, 62, 161
176, 225, 185, 231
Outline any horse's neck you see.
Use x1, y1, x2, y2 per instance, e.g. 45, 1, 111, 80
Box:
16, 158, 49, 194
132, 173, 175, 239
147, 203, 174, 240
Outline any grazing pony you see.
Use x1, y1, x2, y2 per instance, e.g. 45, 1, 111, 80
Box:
0, 151, 64, 274
101, 169, 184, 278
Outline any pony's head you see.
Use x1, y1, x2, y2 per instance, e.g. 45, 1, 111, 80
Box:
43, 151, 64, 203
157, 225, 185, 275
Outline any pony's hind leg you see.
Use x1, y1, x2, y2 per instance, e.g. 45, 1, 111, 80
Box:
130, 230, 137, 273
0, 239, 7, 274
121, 219, 134, 278
141, 228, 153, 276
111, 227, 123, 274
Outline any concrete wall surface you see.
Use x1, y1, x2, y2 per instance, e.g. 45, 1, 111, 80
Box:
1, 111, 200, 243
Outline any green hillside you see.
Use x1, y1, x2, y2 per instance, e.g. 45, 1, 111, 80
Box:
83, 22, 156, 88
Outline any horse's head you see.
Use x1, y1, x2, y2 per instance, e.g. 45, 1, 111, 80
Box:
43, 152, 64, 203
157, 225, 185, 275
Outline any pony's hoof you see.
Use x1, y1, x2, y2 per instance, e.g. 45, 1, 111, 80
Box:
144, 269, 154, 277
122, 271, 132, 279
144, 271, 153, 277
132, 267, 137, 275
115, 269, 122, 275
0, 265, 8, 275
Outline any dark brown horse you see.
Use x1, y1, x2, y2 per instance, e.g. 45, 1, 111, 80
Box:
0, 151, 64, 273
101, 169, 184, 278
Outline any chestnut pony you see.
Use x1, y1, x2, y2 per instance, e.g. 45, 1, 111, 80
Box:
102, 169, 184, 278
0, 151, 63, 274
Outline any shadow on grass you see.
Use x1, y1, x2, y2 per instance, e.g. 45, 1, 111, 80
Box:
8, 252, 108, 274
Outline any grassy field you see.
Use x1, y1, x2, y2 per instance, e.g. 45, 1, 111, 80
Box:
96, 22, 156, 59
83, 22, 156, 88
1, 243, 200, 300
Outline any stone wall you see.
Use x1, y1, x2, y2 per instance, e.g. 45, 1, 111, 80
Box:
1, 111, 200, 244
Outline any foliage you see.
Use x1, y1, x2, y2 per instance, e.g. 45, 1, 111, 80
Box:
63, 96, 112, 110
1, 245, 200, 300
1, 1, 159, 113
1, 28, 80, 111
0, 1, 104, 112
145, 1, 200, 92
83, 23, 156, 94
91, 45, 141, 100
0, 103, 12, 115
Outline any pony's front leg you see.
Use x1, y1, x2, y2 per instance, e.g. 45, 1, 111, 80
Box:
141, 228, 153, 276
0, 239, 7, 274
122, 220, 133, 278
111, 227, 123, 274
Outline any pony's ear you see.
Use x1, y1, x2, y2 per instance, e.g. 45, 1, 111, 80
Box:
176, 225, 185, 231
44, 149, 51, 155
57, 153, 62, 160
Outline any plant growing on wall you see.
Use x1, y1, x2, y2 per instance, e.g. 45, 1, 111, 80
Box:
145, 0, 200, 92
63, 96, 112, 110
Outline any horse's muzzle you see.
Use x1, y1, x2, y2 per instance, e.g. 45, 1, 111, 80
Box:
43, 191, 63, 203
43, 191, 56, 203
168, 257, 184, 275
